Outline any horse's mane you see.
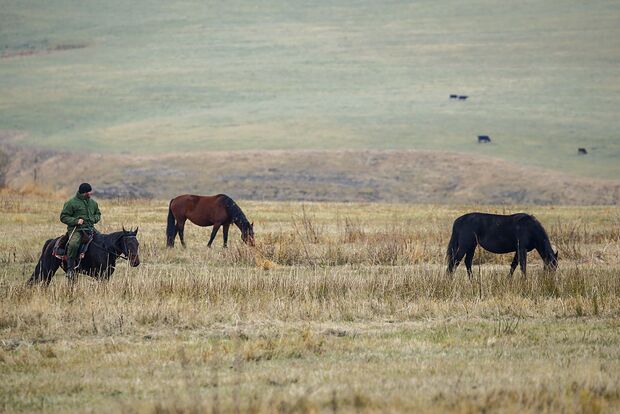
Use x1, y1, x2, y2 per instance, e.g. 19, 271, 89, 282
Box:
97, 230, 134, 249
526, 215, 549, 236
524, 215, 555, 257
219, 195, 250, 228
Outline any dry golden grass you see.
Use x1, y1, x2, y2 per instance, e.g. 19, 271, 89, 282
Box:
1, 194, 619, 413
4, 147, 620, 204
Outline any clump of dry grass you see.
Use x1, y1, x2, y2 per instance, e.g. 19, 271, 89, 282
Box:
342, 217, 366, 243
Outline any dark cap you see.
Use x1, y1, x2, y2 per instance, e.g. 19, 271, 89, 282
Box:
78, 183, 92, 194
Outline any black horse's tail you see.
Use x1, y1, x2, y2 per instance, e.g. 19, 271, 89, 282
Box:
27, 239, 53, 286
166, 199, 177, 247
446, 226, 460, 273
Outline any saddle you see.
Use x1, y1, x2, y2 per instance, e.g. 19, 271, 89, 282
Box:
52, 231, 95, 262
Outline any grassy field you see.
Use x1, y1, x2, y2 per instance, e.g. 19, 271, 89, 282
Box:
1, 0, 620, 178
1, 194, 619, 412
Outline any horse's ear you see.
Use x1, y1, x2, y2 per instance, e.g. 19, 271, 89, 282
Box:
122, 225, 126, 232
251, 221, 254, 227
134, 227, 139, 234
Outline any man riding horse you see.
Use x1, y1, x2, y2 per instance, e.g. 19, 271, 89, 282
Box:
60, 183, 101, 280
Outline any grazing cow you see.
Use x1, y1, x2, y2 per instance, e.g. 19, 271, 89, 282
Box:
478, 135, 491, 143
458, 95, 468, 100
450, 94, 458, 99
578, 148, 588, 155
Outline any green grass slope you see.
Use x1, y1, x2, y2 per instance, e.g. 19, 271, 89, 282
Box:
1, 0, 619, 178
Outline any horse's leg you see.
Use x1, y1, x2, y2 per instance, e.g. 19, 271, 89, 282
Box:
102, 265, 114, 281
207, 223, 221, 248
518, 248, 528, 277
464, 248, 475, 280
222, 223, 230, 248
177, 218, 187, 248
508, 253, 519, 277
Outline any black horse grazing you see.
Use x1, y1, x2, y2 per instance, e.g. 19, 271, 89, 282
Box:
446, 213, 558, 278
28, 228, 140, 286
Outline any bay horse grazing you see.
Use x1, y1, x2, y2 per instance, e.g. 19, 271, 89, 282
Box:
166, 194, 254, 248
28, 228, 140, 286
446, 213, 558, 278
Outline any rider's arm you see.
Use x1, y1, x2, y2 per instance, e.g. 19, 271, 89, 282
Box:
60, 202, 79, 227
92, 201, 101, 225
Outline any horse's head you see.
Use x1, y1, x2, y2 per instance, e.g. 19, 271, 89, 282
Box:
121, 226, 141, 267
544, 244, 559, 271
241, 221, 255, 247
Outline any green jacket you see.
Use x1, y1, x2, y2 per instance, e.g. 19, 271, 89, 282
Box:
60, 193, 101, 232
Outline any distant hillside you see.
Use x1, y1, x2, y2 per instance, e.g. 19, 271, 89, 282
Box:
3, 145, 619, 205
1, 0, 619, 178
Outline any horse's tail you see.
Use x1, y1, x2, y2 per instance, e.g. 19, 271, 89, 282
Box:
166, 199, 177, 247
446, 225, 460, 273
27, 239, 53, 286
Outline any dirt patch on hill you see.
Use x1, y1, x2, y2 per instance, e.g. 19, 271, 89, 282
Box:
2, 145, 619, 204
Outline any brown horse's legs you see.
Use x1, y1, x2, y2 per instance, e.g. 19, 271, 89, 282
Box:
222, 223, 230, 248
177, 219, 187, 247
207, 223, 221, 248
508, 253, 519, 277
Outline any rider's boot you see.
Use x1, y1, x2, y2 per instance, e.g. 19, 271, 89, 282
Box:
66, 257, 77, 283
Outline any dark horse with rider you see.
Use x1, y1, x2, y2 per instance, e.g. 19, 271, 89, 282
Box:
28, 183, 140, 286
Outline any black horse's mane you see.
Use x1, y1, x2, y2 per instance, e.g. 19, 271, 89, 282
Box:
97, 230, 136, 250
521, 214, 552, 244
220, 195, 250, 229
514, 214, 555, 257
